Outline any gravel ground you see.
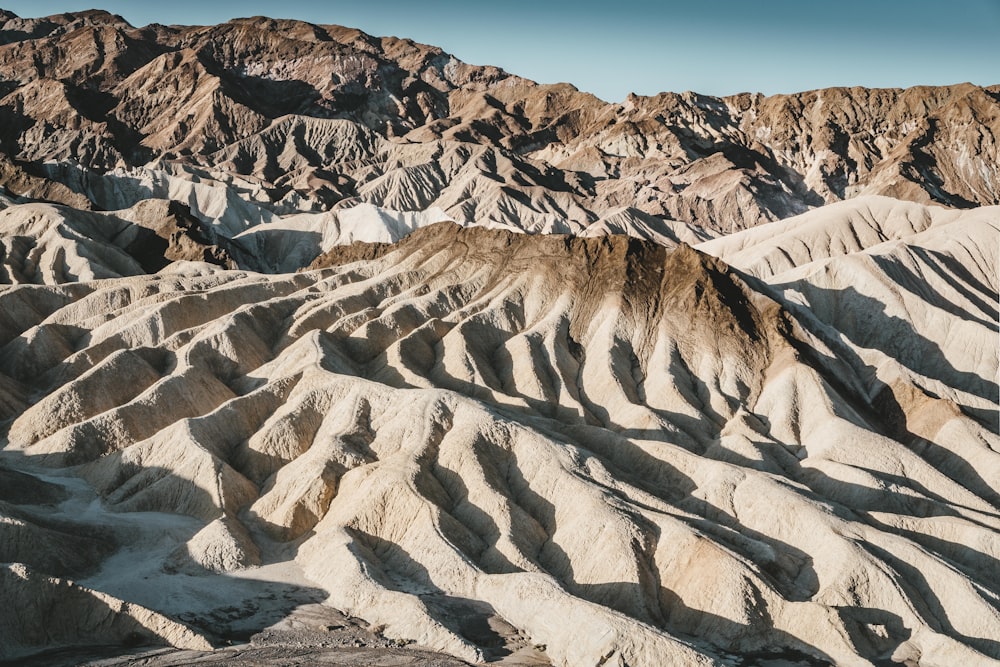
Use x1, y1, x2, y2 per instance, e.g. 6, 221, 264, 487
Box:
8, 601, 550, 667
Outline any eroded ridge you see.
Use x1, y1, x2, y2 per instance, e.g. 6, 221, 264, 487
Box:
1, 220, 997, 666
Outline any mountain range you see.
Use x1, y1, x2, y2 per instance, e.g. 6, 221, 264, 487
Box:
0, 9, 997, 278
0, 9, 997, 667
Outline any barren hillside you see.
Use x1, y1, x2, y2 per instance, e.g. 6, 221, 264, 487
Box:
0, 9, 998, 667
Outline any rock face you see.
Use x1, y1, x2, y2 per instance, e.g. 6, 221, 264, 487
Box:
0, 9, 997, 667
0, 9, 996, 272
1, 197, 997, 665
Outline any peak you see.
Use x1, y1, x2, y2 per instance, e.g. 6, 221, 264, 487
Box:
54, 9, 132, 27
311, 221, 729, 285
229, 15, 302, 26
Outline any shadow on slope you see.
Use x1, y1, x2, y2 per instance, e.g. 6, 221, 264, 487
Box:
787, 284, 997, 404
0, 450, 330, 662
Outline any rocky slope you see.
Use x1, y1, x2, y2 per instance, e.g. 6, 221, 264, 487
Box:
0, 9, 996, 270
0, 9, 998, 667
1, 196, 997, 665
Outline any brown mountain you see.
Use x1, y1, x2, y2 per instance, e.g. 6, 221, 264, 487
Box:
0, 10, 995, 254
0, 9, 998, 667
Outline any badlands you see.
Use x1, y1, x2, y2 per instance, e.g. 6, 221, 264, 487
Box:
0, 9, 998, 667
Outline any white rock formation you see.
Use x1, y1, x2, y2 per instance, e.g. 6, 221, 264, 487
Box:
1, 201, 997, 666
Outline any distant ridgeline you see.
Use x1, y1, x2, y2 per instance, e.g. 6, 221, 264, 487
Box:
0, 10, 996, 279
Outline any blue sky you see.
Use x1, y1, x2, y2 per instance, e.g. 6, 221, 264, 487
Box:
3, 1, 998, 101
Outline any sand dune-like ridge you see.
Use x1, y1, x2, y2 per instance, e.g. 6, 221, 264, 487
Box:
1, 206, 997, 665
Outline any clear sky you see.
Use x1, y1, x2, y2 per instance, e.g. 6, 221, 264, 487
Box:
3, 0, 998, 101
